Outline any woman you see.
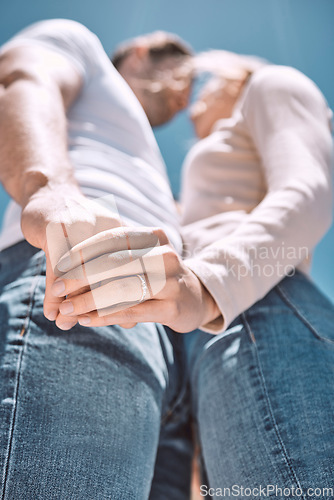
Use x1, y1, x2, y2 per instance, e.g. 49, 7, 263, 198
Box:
53, 51, 334, 491
178, 53, 334, 493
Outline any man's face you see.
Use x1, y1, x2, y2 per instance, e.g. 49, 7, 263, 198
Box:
131, 55, 193, 127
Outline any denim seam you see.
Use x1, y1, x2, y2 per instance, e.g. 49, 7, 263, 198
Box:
160, 327, 191, 424
276, 285, 334, 346
1, 255, 44, 500
241, 312, 307, 500
160, 371, 188, 425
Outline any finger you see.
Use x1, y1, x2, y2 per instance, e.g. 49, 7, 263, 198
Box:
67, 285, 92, 297
52, 248, 152, 295
46, 221, 72, 278
43, 251, 63, 321
54, 286, 92, 329
51, 246, 168, 298
55, 312, 78, 331
58, 274, 164, 317
56, 227, 168, 273
77, 299, 167, 327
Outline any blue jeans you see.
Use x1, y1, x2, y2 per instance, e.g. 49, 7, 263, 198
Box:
0, 241, 192, 500
184, 270, 334, 498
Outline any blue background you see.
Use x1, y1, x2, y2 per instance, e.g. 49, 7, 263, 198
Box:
1, 0, 333, 301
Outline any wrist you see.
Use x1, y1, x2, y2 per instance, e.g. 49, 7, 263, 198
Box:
20, 176, 84, 252
21, 169, 82, 209
186, 267, 221, 327
201, 282, 221, 325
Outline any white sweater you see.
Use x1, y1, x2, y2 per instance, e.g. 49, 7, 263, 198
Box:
180, 65, 333, 333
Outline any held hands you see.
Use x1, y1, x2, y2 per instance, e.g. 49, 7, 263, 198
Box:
49, 226, 220, 333
21, 188, 219, 332
21, 189, 122, 328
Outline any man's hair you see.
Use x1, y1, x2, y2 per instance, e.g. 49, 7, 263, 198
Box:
111, 31, 193, 70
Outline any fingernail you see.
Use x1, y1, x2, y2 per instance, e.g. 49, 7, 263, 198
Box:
57, 256, 72, 273
45, 310, 57, 321
78, 316, 91, 326
58, 322, 76, 331
59, 301, 74, 315
51, 280, 66, 297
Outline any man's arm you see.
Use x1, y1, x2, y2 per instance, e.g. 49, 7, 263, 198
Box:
0, 44, 121, 327
0, 45, 83, 233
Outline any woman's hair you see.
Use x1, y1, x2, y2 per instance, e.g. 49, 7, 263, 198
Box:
193, 50, 268, 80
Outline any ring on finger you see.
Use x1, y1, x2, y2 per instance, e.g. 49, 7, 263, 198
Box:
135, 274, 148, 303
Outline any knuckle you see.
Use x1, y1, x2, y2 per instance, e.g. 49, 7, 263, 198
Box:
153, 227, 169, 246
164, 248, 180, 269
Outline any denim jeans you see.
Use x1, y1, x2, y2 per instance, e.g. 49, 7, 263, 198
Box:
184, 270, 334, 499
0, 241, 192, 500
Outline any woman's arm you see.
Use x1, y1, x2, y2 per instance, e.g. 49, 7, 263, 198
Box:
183, 65, 333, 331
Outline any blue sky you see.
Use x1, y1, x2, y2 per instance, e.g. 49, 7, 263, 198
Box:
1, 0, 333, 301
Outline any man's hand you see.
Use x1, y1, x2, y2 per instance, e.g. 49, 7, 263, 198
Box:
21, 188, 122, 328
0, 43, 104, 328
48, 226, 220, 333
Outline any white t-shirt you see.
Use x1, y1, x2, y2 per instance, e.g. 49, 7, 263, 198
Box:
0, 19, 182, 253
181, 65, 333, 333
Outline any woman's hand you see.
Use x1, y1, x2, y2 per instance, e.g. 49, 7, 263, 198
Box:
51, 226, 220, 333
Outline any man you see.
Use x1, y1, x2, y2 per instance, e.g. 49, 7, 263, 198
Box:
0, 19, 197, 499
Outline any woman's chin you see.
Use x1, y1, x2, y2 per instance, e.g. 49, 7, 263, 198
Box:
191, 118, 210, 139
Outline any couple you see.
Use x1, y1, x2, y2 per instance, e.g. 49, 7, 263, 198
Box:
0, 19, 334, 499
